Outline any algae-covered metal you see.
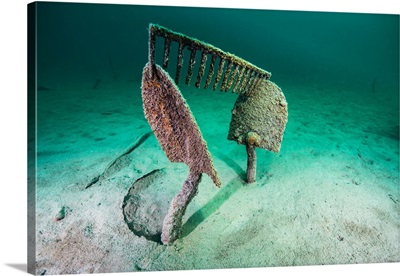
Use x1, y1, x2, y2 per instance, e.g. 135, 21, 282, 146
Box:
228, 80, 288, 154
137, 23, 288, 244
141, 62, 221, 187
148, 23, 271, 94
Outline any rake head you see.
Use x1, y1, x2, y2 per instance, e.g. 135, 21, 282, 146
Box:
148, 23, 271, 96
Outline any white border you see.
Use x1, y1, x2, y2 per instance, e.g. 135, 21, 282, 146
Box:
0, 1, 398, 276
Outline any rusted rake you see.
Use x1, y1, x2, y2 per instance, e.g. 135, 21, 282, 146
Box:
148, 23, 271, 95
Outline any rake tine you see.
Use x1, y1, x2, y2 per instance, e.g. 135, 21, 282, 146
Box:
245, 71, 258, 95
226, 64, 239, 92
220, 61, 233, 92
175, 43, 184, 84
186, 48, 197, 86
243, 70, 254, 94
213, 58, 226, 90
195, 51, 208, 88
238, 68, 251, 94
232, 66, 246, 93
149, 28, 156, 78
250, 75, 264, 96
204, 55, 217, 89
162, 38, 172, 69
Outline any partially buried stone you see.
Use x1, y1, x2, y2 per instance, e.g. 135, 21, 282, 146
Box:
55, 206, 68, 221
122, 168, 183, 243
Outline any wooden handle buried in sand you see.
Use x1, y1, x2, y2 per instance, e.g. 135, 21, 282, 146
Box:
161, 172, 202, 244
246, 143, 256, 183
246, 132, 261, 183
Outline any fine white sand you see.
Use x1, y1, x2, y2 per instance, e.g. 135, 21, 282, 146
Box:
33, 77, 399, 274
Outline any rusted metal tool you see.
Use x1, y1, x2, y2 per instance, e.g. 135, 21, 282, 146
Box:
138, 23, 287, 244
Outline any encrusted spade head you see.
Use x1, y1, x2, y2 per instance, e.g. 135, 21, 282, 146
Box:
228, 79, 288, 153
141, 62, 221, 187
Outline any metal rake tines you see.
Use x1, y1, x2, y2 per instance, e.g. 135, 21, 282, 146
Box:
148, 23, 271, 95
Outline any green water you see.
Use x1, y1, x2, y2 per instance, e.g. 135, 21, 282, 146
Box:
34, 2, 398, 91
31, 1, 399, 161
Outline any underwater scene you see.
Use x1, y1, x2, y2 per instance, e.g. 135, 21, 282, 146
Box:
28, 2, 399, 275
